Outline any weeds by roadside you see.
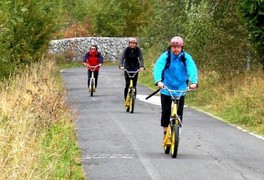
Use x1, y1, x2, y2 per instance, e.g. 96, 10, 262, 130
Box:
0, 59, 84, 179
185, 71, 264, 136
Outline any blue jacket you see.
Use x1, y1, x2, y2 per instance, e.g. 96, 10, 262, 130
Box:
153, 51, 198, 96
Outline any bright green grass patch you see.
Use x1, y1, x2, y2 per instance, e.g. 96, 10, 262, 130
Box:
40, 123, 84, 179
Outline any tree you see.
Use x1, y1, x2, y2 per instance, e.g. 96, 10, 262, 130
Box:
239, 0, 264, 70
86, 0, 126, 36
86, 0, 152, 37
0, 0, 63, 64
144, 0, 187, 50
119, 0, 153, 36
197, 0, 250, 75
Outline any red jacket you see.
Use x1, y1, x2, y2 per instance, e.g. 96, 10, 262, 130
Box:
82, 51, 103, 71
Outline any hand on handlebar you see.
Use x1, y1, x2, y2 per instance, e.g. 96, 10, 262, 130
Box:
139, 67, 145, 71
157, 81, 164, 89
189, 83, 198, 90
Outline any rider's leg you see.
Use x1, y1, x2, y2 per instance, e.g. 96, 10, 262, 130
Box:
161, 94, 172, 135
176, 96, 185, 125
133, 73, 138, 98
124, 72, 130, 99
87, 70, 92, 88
94, 71, 99, 88
124, 88, 128, 100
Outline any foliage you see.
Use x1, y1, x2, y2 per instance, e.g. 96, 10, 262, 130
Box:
0, 0, 63, 65
187, 0, 250, 76
239, 0, 264, 69
0, 62, 16, 80
183, 1, 214, 70
86, 0, 152, 36
86, 0, 126, 36
119, 0, 153, 36
61, 0, 89, 23
143, 0, 187, 50
62, 19, 93, 38
57, 0, 94, 38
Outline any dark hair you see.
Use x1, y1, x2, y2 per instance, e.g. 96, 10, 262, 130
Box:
90, 45, 98, 50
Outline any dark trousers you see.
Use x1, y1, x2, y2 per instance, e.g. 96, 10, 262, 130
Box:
87, 70, 99, 88
124, 71, 138, 99
160, 94, 185, 127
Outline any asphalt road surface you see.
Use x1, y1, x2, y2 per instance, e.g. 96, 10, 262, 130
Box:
62, 66, 264, 180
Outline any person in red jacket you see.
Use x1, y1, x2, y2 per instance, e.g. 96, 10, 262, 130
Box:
82, 45, 104, 91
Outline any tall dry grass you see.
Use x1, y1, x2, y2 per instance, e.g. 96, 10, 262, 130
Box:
187, 71, 264, 136
0, 59, 84, 179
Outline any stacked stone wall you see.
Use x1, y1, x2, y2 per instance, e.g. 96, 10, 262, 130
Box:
49, 37, 132, 61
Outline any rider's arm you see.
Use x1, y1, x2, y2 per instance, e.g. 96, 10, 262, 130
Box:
137, 48, 145, 69
119, 48, 127, 68
98, 52, 104, 64
153, 52, 167, 85
82, 52, 89, 65
185, 53, 198, 88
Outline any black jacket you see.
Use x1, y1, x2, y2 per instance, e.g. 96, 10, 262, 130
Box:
119, 47, 144, 70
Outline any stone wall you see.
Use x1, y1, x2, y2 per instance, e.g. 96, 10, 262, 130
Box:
49, 37, 132, 61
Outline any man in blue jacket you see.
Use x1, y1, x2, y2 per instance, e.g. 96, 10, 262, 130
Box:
153, 36, 198, 137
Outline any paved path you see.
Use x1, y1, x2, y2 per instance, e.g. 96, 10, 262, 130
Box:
62, 66, 264, 180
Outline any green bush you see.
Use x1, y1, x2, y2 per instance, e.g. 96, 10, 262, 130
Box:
0, 0, 63, 64
0, 62, 16, 79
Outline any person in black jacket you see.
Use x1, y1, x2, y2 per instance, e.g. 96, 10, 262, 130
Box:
119, 38, 145, 99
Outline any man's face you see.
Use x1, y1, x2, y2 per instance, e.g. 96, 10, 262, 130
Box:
129, 42, 137, 48
171, 45, 182, 55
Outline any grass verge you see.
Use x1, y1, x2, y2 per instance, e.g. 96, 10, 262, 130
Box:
186, 71, 264, 136
0, 58, 84, 179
